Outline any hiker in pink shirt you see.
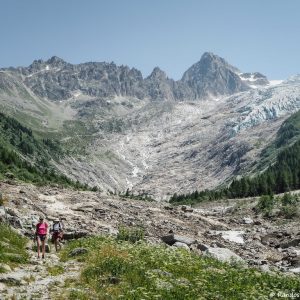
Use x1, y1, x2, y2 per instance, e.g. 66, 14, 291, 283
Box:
35, 216, 48, 259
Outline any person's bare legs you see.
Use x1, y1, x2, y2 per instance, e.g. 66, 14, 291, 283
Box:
42, 239, 46, 258
58, 237, 62, 250
54, 238, 58, 252
37, 237, 41, 258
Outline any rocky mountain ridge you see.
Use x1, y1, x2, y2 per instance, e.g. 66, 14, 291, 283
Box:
1, 52, 259, 102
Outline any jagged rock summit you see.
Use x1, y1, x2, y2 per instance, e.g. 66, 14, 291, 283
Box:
182, 52, 250, 99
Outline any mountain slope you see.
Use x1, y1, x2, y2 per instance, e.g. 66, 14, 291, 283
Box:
170, 112, 300, 204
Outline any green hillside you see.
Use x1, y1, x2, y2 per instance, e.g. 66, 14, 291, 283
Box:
0, 111, 90, 189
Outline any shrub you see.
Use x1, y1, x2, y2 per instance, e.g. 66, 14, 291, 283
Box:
117, 225, 145, 243
281, 205, 300, 219
257, 194, 276, 214
281, 193, 299, 206
60, 236, 300, 300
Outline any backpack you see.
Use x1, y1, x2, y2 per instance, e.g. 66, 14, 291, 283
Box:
53, 222, 62, 232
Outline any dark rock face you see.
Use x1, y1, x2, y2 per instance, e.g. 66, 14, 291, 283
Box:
2, 53, 257, 102
144, 67, 177, 101
21, 59, 146, 101
181, 52, 250, 99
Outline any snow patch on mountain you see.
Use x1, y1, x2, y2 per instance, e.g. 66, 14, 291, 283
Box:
269, 80, 284, 86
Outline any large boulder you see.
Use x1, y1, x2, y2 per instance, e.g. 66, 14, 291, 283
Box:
63, 231, 89, 240
197, 243, 210, 251
161, 234, 196, 246
280, 239, 300, 249
204, 247, 244, 263
0, 206, 6, 221
172, 242, 190, 250
289, 267, 300, 274
242, 217, 253, 224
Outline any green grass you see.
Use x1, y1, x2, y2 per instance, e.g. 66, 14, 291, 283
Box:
60, 236, 300, 300
47, 265, 65, 276
0, 223, 29, 268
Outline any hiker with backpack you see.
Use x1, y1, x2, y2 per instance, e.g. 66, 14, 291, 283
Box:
35, 216, 48, 259
51, 218, 64, 252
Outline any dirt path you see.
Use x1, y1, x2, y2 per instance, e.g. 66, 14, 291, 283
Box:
0, 243, 82, 300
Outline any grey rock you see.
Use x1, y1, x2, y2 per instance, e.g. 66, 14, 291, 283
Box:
0, 282, 6, 292
8, 216, 23, 229
161, 234, 196, 246
280, 239, 300, 249
0, 263, 11, 272
252, 233, 261, 241
197, 243, 210, 251
181, 205, 193, 213
0, 206, 6, 219
289, 267, 300, 273
290, 257, 300, 267
204, 247, 244, 263
69, 247, 88, 257
259, 264, 270, 273
63, 231, 89, 240
5, 207, 19, 217
242, 217, 253, 224
253, 220, 262, 225
172, 242, 190, 250
163, 205, 173, 211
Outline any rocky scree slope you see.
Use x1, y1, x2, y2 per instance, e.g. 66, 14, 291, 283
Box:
63, 78, 300, 198
0, 53, 300, 198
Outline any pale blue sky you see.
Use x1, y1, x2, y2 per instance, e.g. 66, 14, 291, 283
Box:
0, 0, 299, 80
